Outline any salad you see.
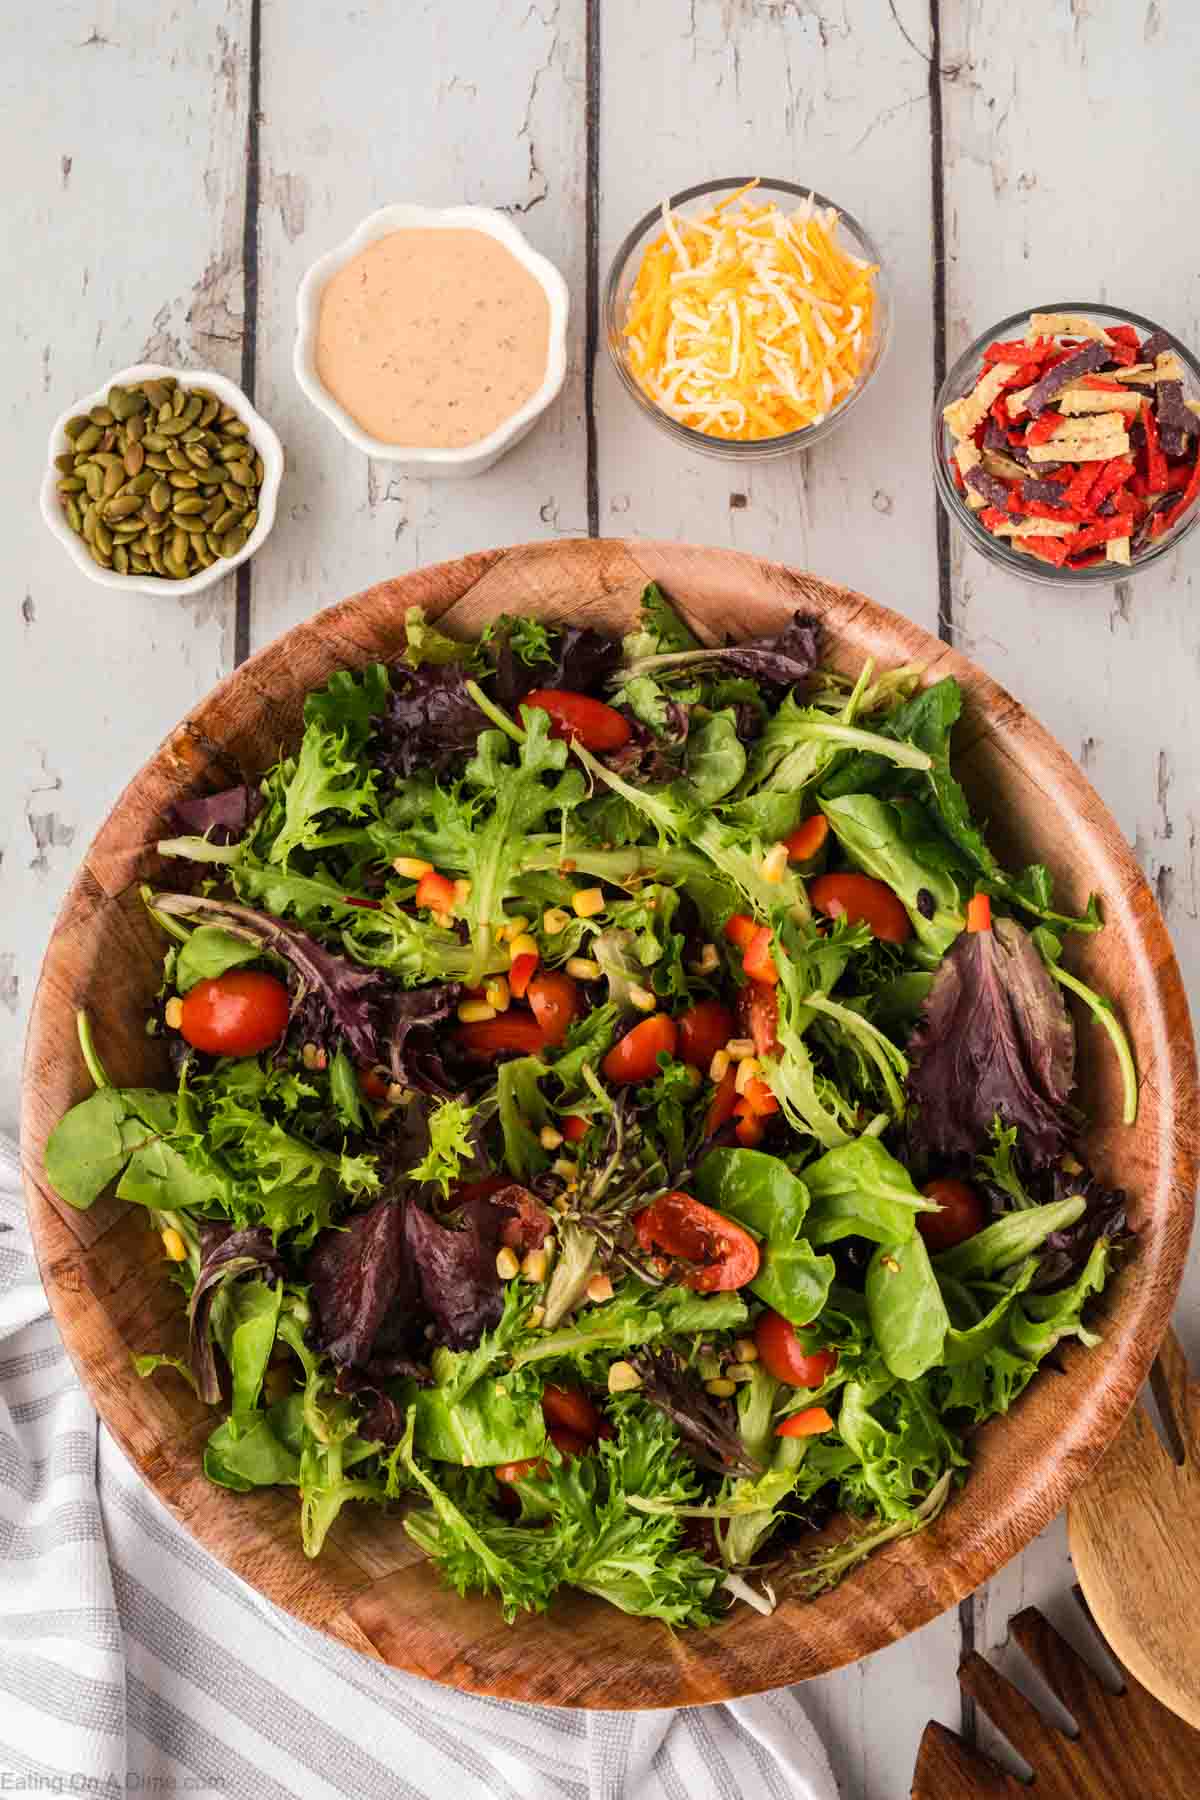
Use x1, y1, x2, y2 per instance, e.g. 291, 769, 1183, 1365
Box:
45, 585, 1137, 1628
944, 311, 1200, 569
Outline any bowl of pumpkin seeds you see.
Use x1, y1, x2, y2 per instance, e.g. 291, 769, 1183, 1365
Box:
40, 364, 283, 595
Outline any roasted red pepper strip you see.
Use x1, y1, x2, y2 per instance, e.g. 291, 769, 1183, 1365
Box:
990, 396, 1011, 434
1143, 402, 1169, 495
1027, 411, 1064, 446
1021, 535, 1072, 566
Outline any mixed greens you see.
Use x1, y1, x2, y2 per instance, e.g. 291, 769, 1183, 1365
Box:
46, 586, 1136, 1627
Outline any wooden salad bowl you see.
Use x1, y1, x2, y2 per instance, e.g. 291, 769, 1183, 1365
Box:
20, 538, 1198, 1707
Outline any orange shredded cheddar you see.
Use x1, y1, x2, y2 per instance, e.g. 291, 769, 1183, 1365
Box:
623, 181, 879, 440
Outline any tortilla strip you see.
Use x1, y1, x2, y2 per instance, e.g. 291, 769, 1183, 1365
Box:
944, 363, 1020, 440
1106, 535, 1132, 566
981, 450, 1029, 483
1057, 387, 1142, 417
1027, 313, 1114, 347
1028, 415, 1129, 463
1154, 350, 1187, 383
1005, 384, 1036, 419
988, 517, 1077, 540
953, 437, 987, 507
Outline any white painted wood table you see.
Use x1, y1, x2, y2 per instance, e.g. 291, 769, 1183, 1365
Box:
6, 3, 1199, 1793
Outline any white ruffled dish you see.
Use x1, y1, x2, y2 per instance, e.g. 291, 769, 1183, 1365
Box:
293, 203, 569, 479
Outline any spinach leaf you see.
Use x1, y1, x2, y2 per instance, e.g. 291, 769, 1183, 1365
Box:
684, 712, 746, 802
210, 1276, 284, 1417
174, 926, 263, 993
204, 1404, 302, 1491
803, 1135, 938, 1246
131, 1352, 200, 1396
820, 793, 966, 960
821, 677, 962, 799
414, 1369, 547, 1467
865, 1235, 949, 1379
694, 1149, 834, 1325
45, 1085, 178, 1211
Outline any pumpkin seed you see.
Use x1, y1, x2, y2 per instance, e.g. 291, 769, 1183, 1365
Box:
172, 494, 207, 515
198, 397, 220, 428
220, 525, 248, 557
105, 493, 142, 520
89, 404, 115, 428
175, 515, 208, 535
90, 542, 113, 569
142, 431, 169, 452
57, 476, 85, 494
93, 520, 113, 557
54, 453, 76, 475
126, 471, 156, 495
84, 464, 104, 502
186, 446, 212, 470
150, 480, 171, 513
145, 452, 173, 471
125, 412, 146, 444
130, 553, 151, 573
123, 443, 144, 478
202, 497, 225, 525
157, 415, 187, 438
222, 419, 249, 439
73, 424, 102, 454
168, 471, 200, 490
64, 498, 82, 533
205, 531, 223, 556
170, 527, 188, 562
142, 380, 170, 409
81, 501, 98, 542
226, 462, 255, 487
166, 445, 191, 471
102, 463, 125, 499
240, 507, 258, 535
63, 415, 91, 441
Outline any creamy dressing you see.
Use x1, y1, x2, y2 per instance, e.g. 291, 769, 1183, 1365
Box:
315, 228, 551, 449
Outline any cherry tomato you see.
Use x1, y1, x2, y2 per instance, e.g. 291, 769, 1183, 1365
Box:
454, 1012, 548, 1060
742, 925, 779, 985
508, 951, 538, 998
775, 1407, 834, 1439
602, 1013, 678, 1084
737, 979, 781, 1059
754, 1311, 839, 1388
520, 689, 633, 752
561, 1114, 590, 1143
704, 1065, 739, 1138
784, 815, 829, 864
634, 1191, 760, 1292
918, 1176, 986, 1252
541, 1384, 604, 1440
808, 871, 912, 944
527, 970, 581, 1047
677, 1000, 735, 1071
723, 913, 758, 950
415, 869, 457, 914
357, 1066, 390, 1102
494, 1425, 588, 1486
179, 970, 290, 1057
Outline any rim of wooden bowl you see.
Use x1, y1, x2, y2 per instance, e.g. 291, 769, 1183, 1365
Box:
20, 538, 1198, 1708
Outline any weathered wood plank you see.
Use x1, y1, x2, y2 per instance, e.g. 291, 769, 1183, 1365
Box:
251, 0, 588, 648
595, 0, 940, 625
0, 0, 250, 1131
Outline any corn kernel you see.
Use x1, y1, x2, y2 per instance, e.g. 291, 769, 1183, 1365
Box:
499, 915, 529, 944
572, 886, 605, 919
495, 1247, 520, 1280
392, 855, 433, 880
760, 841, 790, 883
452, 879, 472, 908
709, 1048, 731, 1084
432, 911, 453, 929
608, 1360, 642, 1393
521, 1248, 549, 1283
726, 1363, 754, 1383
734, 1056, 761, 1095
725, 1037, 756, 1061
539, 1124, 564, 1151
457, 999, 497, 1024
586, 1272, 615, 1304
734, 1337, 759, 1364
160, 1227, 187, 1262
527, 1304, 545, 1328
301, 1041, 327, 1071
565, 956, 602, 981
552, 1156, 578, 1180
688, 942, 720, 976
628, 984, 657, 1013
163, 996, 184, 1030
484, 976, 511, 1013
542, 907, 571, 936
705, 1377, 737, 1398
509, 932, 539, 962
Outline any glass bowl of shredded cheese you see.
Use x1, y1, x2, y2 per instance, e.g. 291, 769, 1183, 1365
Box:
605, 176, 889, 459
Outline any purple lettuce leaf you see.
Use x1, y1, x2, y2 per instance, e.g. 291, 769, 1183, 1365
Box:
601, 709, 689, 785
188, 1225, 286, 1403
629, 1347, 762, 1477
379, 982, 464, 1097
403, 1193, 503, 1349
171, 783, 263, 847
906, 915, 1075, 1167
492, 623, 622, 710
708, 611, 822, 691
1031, 1167, 1128, 1292
371, 664, 487, 781
307, 1196, 417, 1368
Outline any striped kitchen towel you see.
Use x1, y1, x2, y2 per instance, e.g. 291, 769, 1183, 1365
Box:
0, 1138, 836, 1800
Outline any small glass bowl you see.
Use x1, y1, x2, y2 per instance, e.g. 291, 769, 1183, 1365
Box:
603, 176, 891, 462
933, 301, 1200, 587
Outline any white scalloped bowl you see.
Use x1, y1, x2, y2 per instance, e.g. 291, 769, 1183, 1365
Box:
40, 364, 283, 599
293, 203, 569, 478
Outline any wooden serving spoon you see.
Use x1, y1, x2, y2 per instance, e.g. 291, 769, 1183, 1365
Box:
1066, 1325, 1200, 1731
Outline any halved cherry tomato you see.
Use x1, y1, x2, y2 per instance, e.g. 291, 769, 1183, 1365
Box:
415, 869, 457, 914
178, 970, 290, 1057
754, 1311, 839, 1388
677, 1000, 735, 1071
494, 1425, 588, 1486
704, 1065, 738, 1138
357, 1065, 390, 1102
541, 1384, 604, 1440
561, 1113, 590, 1143
634, 1191, 760, 1292
508, 951, 538, 999
918, 1177, 986, 1252
520, 689, 633, 752
809, 871, 911, 944
966, 892, 992, 933
775, 1407, 834, 1439
784, 815, 829, 864
723, 913, 758, 950
527, 970, 580, 1047
602, 1013, 678, 1084
454, 1011, 548, 1060
743, 925, 779, 985
737, 979, 781, 1058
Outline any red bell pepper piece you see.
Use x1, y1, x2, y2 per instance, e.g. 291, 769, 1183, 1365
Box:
995, 360, 1042, 394
1006, 489, 1025, 513
1143, 402, 1168, 495
950, 460, 966, 494
1042, 466, 1074, 483
982, 337, 1036, 365
1021, 535, 1072, 566
1027, 411, 1064, 446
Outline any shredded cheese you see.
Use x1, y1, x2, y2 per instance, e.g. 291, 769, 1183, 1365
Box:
623, 180, 879, 440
